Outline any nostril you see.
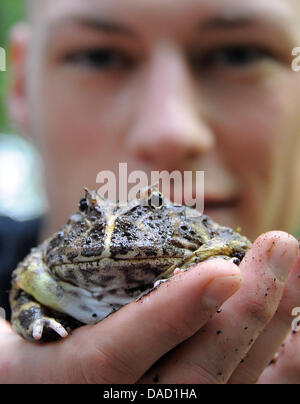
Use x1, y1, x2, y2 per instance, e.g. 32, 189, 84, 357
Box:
185, 149, 202, 160
134, 141, 202, 165
136, 148, 153, 163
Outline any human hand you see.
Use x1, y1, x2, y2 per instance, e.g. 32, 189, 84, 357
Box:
257, 252, 300, 384
0, 253, 243, 383
139, 231, 299, 384
0, 231, 298, 384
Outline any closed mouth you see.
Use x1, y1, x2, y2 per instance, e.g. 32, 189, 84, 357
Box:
52, 256, 185, 269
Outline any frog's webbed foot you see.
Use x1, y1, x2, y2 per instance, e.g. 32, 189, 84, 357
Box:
31, 316, 68, 341
10, 289, 70, 342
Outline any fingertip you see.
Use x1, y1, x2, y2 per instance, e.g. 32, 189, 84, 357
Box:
242, 231, 299, 283
245, 231, 299, 265
188, 257, 243, 278
253, 231, 299, 252
201, 274, 243, 309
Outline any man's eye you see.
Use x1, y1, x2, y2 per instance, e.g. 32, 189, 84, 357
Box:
63, 49, 133, 71
198, 45, 272, 69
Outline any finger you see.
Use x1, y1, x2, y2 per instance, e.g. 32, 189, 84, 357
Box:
139, 231, 297, 384
68, 260, 242, 384
257, 329, 300, 384
0, 336, 64, 383
229, 248, 300, 384
0, 262, 241, 384
0, 318, 14, 335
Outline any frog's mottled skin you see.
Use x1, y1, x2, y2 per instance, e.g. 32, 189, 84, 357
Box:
10, 186, 251, 342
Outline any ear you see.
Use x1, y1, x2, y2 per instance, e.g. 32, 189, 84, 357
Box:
8, 23, 31, 135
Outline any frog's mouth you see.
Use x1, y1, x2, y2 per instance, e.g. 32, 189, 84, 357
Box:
52, 240, 248, 291
51, 256, 186, 293
53, 256, 184, 276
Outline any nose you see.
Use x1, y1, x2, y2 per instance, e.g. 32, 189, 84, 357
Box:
126, 43, 215, 168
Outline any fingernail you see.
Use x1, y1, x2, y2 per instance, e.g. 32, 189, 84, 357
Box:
268, 238, 299, 282
174, 268, 182, 276
202, 275, 243, 308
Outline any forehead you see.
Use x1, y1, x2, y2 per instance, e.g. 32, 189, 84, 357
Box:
30, 0, 296, 27
27, 0, 300, 59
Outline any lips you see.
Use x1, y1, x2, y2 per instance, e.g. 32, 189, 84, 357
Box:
168, 188, 240, 212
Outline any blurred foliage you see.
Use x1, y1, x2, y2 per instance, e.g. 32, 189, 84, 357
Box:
0, 0, 25, 132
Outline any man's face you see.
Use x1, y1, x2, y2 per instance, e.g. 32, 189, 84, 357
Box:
13, 0, 300, 240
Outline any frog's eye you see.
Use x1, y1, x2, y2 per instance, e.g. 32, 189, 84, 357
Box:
79, 198, 89, 213
158, 193, 163, 207
148, 192, 164, 209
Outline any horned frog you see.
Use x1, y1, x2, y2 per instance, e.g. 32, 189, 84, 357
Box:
10, 186, 251, 342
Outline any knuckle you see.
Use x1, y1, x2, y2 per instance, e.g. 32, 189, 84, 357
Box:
241, 298, 275, 326
82, 345, 137, 384
178, 361, 222, 384
282, 335, 300, 373
162, 315, 197, 344
67, 328, 138, 384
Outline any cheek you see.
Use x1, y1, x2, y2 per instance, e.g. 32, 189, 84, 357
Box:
36, 67, 134, 160
205, 72, 300, 184
201, 70, 300, 236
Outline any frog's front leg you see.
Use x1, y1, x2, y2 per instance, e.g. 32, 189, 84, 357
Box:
10, 248, 80, 341
10, 287, 69, 341
10, 247, 109, 339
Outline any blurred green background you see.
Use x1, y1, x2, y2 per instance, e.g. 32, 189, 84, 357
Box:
0, 0, 25, 132
0, 1, 46, 220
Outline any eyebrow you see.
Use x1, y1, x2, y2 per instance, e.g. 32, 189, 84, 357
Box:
200, 15, 258, 30
49, 16, 136, 37
198, 5, 291, 32
197, 9, 295, 47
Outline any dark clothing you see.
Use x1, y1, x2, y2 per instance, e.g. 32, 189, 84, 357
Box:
0, 216, 42, 320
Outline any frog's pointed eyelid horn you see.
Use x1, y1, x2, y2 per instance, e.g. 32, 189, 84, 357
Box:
83, 187, 93, 203
82, 188, 106, 209
148, 182, 161, 198
82, 187, 103, 201
137, 182, 161, 200
84, 187, 91, 197
95, 189, 106, 201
